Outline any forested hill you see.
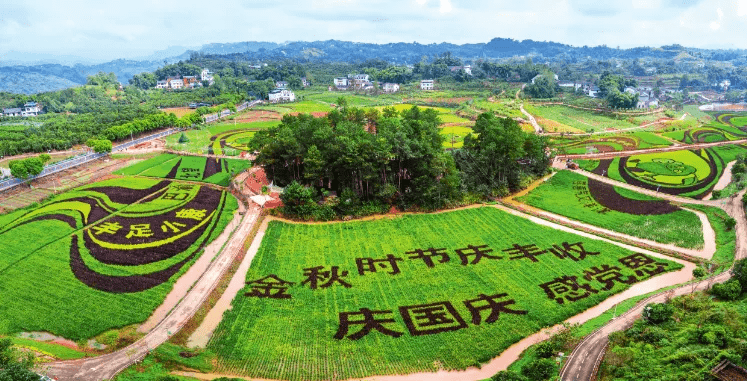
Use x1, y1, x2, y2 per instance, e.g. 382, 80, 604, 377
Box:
6, 37, 747, 94
0, 59, 165, 95
204, 38, 747, 65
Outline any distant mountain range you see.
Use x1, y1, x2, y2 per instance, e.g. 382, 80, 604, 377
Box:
3, 38, 747, 95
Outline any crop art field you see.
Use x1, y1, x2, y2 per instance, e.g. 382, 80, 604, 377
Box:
209, 207, 682, 380
517, 171, 703, 248
210, 130, 258, 156
0, 177, 237, 340
595, 144, 747, 199
115, 154, 251, 186
164, 120, 280, 154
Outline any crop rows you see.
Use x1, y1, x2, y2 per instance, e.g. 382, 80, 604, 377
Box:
208, 207, 682, 380
115, 154, 251, 186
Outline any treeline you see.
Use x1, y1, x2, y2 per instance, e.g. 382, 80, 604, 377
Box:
0, 105, 200, 155
0, 70, 251, 155
250, 105, 549, 220
0, 104, 158, 154
100, 112, 197, 141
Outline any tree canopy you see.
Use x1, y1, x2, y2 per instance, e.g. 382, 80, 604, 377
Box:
455, 113, 549, 196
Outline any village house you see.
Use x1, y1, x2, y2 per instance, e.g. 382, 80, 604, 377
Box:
268, 88, 296, 103
168, 78, 184, 89
201, 68, 214, 85
582, 83, 600, 97
301, 77, 310, 87
2, 107, 22, 117
348, 74, 371, 89
22, 102, 40, 116
382, 83, 400, 93
531, 73, 559, 84
558, 81, 582, 90
333, 77, 349, 90
183, 76, 199, 88
448, 65, 472, 75
420, 79, 435, 90
156, 80, 168, 89
276, 81, 288, 89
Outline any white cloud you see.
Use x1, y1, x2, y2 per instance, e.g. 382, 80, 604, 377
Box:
632, 0, 661, 9
739, 0, 747, 16
3, 0, 747, 61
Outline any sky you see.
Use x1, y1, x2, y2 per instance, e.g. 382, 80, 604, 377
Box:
3, 0, 747, 63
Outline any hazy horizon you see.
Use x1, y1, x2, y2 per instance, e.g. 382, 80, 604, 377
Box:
3, 0, 747, 63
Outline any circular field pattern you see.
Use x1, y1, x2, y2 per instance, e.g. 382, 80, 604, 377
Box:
209, 130, 260, 155
212, 130, 256, 152
609, 149, 719, 198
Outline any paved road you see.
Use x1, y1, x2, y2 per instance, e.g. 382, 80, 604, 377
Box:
0, 128, 181, 193
559, 183, 747, 381
43, 205, 262, 381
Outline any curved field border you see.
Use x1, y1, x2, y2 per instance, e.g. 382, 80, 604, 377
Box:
43, 206, 262, 381
509, 172, 714, 260
615, 149, 719, 199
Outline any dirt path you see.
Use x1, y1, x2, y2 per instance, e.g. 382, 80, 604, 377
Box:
505, 197, 716, 260
519, 104, 543, 134
187, 216, 269, 347
43, 205, 262, 381
568, 168, 723, 207
704, 160, 736, 200
138, 211, 244, 333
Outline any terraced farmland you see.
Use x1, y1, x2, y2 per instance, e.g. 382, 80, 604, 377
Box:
208, 207, 681, 380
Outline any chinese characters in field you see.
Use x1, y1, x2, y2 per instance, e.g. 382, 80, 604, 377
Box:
334, 292, 527, 340
243, 241, 670, 340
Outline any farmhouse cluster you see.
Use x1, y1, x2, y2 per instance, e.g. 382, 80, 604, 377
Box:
155, 68, 214, 90
2, 101, 41, 117
329, 74, 443, 93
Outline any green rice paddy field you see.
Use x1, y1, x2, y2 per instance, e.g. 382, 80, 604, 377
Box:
209, 207, 682, 380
